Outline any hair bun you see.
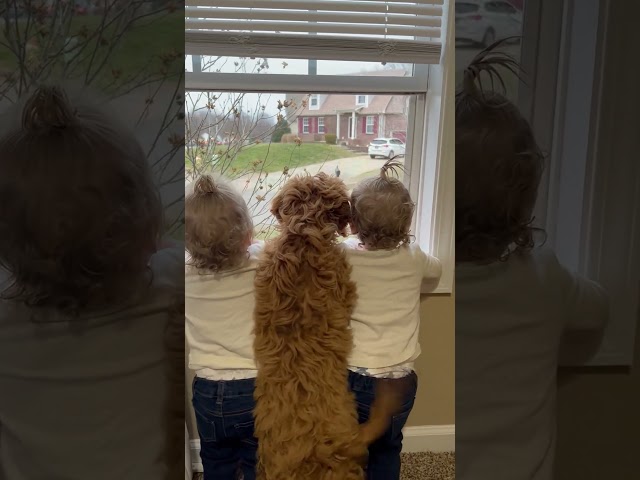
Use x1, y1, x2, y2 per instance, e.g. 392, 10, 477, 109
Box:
22, 85, 76, 131
459, 37, 522, 99
380, 158, 405, 179
193, 175, 218, 195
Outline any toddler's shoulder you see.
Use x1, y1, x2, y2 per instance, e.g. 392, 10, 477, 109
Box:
407, 242, 440, 264
523, 247, 565, 282
405, 243, 442, 282
150, 246, 184, 291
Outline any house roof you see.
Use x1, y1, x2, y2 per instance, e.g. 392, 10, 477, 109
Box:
293, 69, 408, 117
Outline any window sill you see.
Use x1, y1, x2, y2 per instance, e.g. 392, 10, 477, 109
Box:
422, 280, 452, 295
421, 280, 451, 295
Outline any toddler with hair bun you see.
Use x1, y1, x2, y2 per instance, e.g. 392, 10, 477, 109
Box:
455, 41, 609, 480
0, 85, 184, 480
185, 174, 263, 480
340, 159, 442, 480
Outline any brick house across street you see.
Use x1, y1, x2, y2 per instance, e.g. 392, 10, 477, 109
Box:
288, 69, 409, 148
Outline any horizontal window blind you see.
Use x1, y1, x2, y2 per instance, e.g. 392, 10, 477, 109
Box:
185, 0, 444, 64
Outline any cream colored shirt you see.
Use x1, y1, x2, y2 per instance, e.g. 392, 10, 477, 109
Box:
456, 248, 609, 480
0, 247, 183, 480
185, 242, 263, 379
340, 238, 442, 370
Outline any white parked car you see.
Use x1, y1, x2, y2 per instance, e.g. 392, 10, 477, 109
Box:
368, 138, 406, 159
455, 0, 523, 47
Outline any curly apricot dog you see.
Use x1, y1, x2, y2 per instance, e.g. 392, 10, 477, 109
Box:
253, 173, 366, 480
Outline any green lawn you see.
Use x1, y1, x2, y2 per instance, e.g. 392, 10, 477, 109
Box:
189, 143, 360, 177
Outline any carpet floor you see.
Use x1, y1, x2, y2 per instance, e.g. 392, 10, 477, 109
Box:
400, 452, 455, 479
192, 451, 455, 479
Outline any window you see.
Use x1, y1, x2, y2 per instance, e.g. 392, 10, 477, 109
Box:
310, 94, 319, 110
488, 0, 636, 366
366, 116, 375, 135
185, 1, 453, 294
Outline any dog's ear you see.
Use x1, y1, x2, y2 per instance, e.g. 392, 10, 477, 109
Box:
330, 200, 352, 236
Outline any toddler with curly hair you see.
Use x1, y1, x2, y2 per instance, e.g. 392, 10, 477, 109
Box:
455, 43, 609, 480
0, 85, 183, 480
185, 174, 263, 480
341, 161, 442, 480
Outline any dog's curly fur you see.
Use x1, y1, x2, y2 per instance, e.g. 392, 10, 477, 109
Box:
253, 173, 366, 480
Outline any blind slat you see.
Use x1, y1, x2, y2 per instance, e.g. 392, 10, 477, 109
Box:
186, 20, 439, 38
186, 31, 441, 64
186, 8, 441, 28
186, 0, 440, 16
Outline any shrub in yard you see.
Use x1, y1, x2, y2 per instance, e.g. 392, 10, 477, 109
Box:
281, 133, 297, 144
325, 134, 337, 145
271, 118, 291, 143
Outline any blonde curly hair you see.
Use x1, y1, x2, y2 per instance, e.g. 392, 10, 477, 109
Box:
185, 175, 252, 272
350, 159, 415, 250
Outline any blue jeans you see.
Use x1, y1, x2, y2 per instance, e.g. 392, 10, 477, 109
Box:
192, 377, 257, 480
348, 370, 418, 480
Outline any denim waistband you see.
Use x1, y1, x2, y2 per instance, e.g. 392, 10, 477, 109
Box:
193, 376, 256, 397
348, 369, 418, 392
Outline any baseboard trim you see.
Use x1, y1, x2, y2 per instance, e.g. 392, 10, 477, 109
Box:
401, 424, 455, 453
189, 424, 454, 472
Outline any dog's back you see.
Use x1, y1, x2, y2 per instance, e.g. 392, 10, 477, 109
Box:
253, 174, 366, 479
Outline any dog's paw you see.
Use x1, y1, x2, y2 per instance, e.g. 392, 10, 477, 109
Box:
341, 436, 369, 466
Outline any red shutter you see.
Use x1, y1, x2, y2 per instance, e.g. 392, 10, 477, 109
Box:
298, 117, 303, 133
373, 116, 379, 135
312, 117, 317, 134
362, 116, 367, 134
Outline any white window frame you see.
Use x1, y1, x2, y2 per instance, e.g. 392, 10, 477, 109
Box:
521, 0, 637, 366
356, 94, 368, 107
365, 115, 375, 135
185, 5, 454, 295
409, 5, 454, 295
187, 66, 429, 94
310, 94, 319, 110
302, 117, 310, 134
318, 117, 325, 134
